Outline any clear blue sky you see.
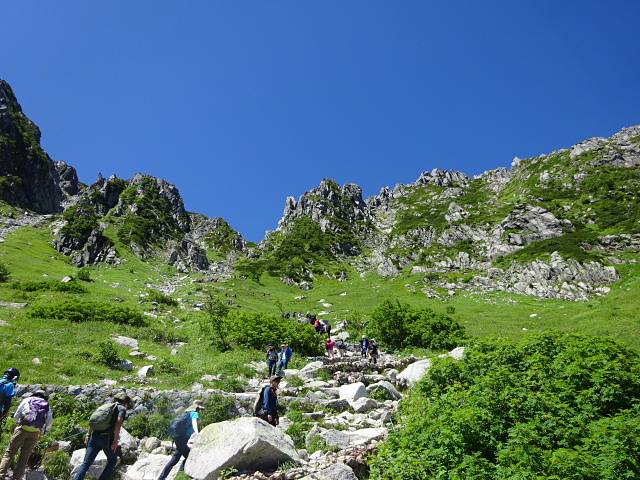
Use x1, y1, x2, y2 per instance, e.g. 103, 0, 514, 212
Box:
3, 2, 639, 243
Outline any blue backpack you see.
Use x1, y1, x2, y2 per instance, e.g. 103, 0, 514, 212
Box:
168, 412, 191, 438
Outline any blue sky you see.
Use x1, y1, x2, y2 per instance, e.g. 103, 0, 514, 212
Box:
3, 2, 639, 243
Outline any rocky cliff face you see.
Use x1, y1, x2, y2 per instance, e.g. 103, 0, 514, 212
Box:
0, 80, 78, 213
266, 126, 640, 300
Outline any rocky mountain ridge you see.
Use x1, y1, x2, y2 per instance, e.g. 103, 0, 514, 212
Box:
1, 78, 639, 301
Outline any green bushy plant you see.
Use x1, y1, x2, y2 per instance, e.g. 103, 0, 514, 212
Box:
42, 450, 72, 479
27, 299, 147, 326
370, 332, 640, 480
285, 422, 314, 449
213, 377, 246, 393
10, 280, 87, 293
367, 300, 466, 351
76, 268, 92, 282
145, 289, 179, 307
199, 394, 237, 425
96, 341, 120, 368
0, 261, 9, 282
368, 387, 390, 402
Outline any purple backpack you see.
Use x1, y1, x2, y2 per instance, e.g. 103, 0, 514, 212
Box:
20, 397, 49, 429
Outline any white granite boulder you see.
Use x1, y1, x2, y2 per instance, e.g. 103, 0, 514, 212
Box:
185, 417, 300, 480
298, 462, 358, 480
338, 382, 367, 403
122, 454, 179, 480
318, 427, 387, 450
70, 449, 121, 480
397, 359, 432, 386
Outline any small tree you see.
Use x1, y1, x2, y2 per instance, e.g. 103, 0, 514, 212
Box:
0, 262, 9, 282
199, 293, 231, 351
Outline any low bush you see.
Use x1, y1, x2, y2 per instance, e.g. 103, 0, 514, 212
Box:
145, 289, 178, 307
10, 280, 87, 294
366, 300, 466, 351
27, 299, 147, 326
43, 450, 72, 479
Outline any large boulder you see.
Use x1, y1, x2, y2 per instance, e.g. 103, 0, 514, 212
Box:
185, 417, 300, 480
338, 382, 367, 403
397, 359, 432, 386
319, 427, 387, 450
70, 449, 120, 480
122, 454, 179, 480
298, 462, 358, 480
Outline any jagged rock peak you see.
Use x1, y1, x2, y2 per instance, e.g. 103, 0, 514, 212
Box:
0, 79, 79, 213
277, 178, 369, 231
412, 168, 471, 188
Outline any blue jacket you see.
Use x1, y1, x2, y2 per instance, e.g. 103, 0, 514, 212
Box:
279, 347, 293, 362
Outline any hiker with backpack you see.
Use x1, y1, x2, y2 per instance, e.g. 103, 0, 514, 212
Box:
0, 390, 52, 480
335, 338, 347, 357
368, 339, 379, 364
265, 344, 278, 377
157, 400, 206, 480
262, 375, 282, 426
74, 394, 131, 480
360, 335, 370, 359
0, 368, 20, 421
275, 342, 293, 376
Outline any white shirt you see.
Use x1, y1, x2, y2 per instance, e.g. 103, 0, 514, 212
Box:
14, 397, 53, 434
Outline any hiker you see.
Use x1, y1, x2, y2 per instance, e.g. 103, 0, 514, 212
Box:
262, 375, 282, 426
265, 344, 278, 377
326, 337, 335, 358
275, 342, 293, 375
324, 320, 332, 337
74, 395, 132, 480
0, 368, 20, 420
0, 390, 52, 480
360, 336, 369, 358
335, 338, 347, 357
314, 318, 322, 334
157, 400, 205, 480
368, 339, 379, 364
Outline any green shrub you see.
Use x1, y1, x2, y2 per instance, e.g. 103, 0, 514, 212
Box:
367, 300, 466, 351
213, 377, 246, 393
42, 450, 72, 479
285, 422, 314, 449
220, 311, 324, 357
199, 394, 237, 426
370, 332, 640, 480
10, 280, 87, 293
369, 387, 390, 402
76, 268, 92, 282
0, 262, 9, 282
146, 289, 179, 307
96, 341, 120, 368
285, 375, 304, 387
27, 299, 147, 326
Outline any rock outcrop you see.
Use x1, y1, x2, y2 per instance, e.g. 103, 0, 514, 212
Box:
0, 80, 78, 213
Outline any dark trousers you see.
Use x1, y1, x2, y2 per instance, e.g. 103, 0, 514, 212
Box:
268, 360, 277, 376
74, 432, 118, 480
158, 435, 190, 480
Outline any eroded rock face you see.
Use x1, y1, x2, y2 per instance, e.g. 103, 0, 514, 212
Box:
0, 80, 77, 213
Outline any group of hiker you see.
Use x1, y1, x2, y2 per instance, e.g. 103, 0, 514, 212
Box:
265, 342, 293, 377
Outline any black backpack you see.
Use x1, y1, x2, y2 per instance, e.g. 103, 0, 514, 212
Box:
253, 386, 267, 418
